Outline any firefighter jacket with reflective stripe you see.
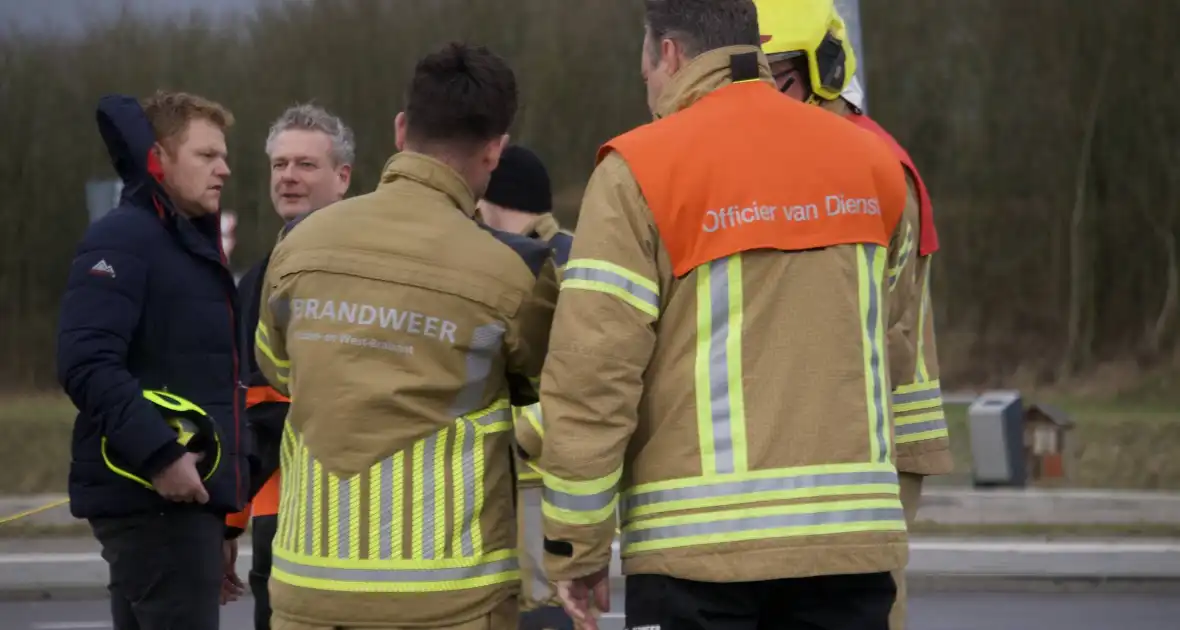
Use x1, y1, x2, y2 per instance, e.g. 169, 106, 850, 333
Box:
530, 46, 915, 584
836, 104, 952, 476
514, 213, 574, 488
254, 152, 559, 627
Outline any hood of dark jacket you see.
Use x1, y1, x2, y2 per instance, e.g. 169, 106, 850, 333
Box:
96, 94, 170, 211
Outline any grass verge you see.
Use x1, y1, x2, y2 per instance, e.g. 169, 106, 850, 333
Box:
0, 394, 76, 494
2, 389, 1179, 494
910, 521, 1180, 538
936, 401, 1180, 490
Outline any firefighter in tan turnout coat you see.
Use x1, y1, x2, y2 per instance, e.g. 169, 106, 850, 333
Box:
254, 43, 559, 630
520, 1, 925, 628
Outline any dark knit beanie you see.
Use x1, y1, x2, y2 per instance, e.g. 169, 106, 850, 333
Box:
483, 145, 552, 214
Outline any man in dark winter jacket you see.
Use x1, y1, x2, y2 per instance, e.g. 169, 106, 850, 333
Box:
56, 91, 248, 630
224, 103, 353, 630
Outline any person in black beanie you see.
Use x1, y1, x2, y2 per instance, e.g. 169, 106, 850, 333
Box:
479, 144, 579, 630
478, 145, 573, 259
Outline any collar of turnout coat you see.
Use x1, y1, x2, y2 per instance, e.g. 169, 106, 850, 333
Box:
379, 151, 478, 218
653, 45, 776, 119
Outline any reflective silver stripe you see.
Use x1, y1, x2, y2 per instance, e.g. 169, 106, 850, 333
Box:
475, 407, 510, 426
563, 266, 660, 311
448, 323, 505, 417
696, 256, 748, 477
304, 445, 315, 555
459, 419, 477, 557
379, 457, 394, 559
338, 478, 351, 559
707, 258, 737, 474
287, 435, 301, 552
277, 430, 292, 550
272, 555, 519, 584
277, 401, 510, 579
623, 507, 904, 546
543, 486, 617, 513
862, 244, 889, 463
623, 470, 898, 513
896, 418, 948, 436
422, 431, 439, 560
520, 487, 552, 600
892, 386, 942, 407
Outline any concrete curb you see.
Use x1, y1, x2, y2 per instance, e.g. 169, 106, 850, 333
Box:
8, 488, 1180, 529
907, 538, 1180, 578
918, 488, 1180, 525
3, 538, 1180, 601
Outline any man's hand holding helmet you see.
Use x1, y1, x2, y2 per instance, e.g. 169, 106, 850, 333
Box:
151, 451, 210, 504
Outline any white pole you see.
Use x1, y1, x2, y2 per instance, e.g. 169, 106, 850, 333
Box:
833, 0, 867, 110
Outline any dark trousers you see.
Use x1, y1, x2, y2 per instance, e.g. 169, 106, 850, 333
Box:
250, 514, 278, 630
90, 509, 225, 630
519, 606, 575, 630
625, 572, 896, 630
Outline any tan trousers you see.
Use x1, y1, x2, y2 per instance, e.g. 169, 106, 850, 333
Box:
271, 598, 517, 630
889, 472, 925, 630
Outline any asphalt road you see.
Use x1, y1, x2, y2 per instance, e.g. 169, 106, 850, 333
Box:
9, 590, 1180, 630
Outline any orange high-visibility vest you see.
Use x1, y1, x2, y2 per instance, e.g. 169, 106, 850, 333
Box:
845, 113, 939, 257
599, 79, 905, 275
246, 384, 290, 407
226, 385, 288, 527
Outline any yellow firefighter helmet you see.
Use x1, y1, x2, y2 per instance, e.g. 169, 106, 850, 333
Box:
101, 389, 222, 489
753, 0, 857, 102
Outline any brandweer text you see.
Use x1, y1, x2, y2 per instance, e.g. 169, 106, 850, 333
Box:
291, 298, 458, 343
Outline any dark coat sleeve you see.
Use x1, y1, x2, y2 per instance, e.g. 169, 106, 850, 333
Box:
56, 222, 187, 478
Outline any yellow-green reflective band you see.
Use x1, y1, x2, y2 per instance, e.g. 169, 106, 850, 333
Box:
255, 324, 290, 367
621, 498, 905, 554
142, 390, 205, 414
694, 255, 749, 476
518, 471, 543, 483
562, 259, 660, 318
514, 403, 544, 438
895, 416, 949, 443
915, 272, 933, 382
447, 324, 506, 417
857, 244, 891, 464
892, 380, 942, 407
541, 465, 622, 526
622, 463, 899, 518
893, 381, 948, 443
276, 400, 511, 591
271, 547, 519, 594
255, 325, 291, 385
888, 223, 914, 289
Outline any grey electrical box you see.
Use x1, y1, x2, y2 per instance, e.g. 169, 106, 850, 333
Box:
967, 390, 1027, 488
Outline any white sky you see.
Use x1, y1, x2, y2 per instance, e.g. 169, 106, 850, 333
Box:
0, 0, 265, 35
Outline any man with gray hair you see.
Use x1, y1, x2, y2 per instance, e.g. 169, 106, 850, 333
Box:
223, 103, 353, 630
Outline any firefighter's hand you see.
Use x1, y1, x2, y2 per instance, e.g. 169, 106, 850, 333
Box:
150, 452, 209, 504
556, 566, 610, 630
220, 539, 246, 605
